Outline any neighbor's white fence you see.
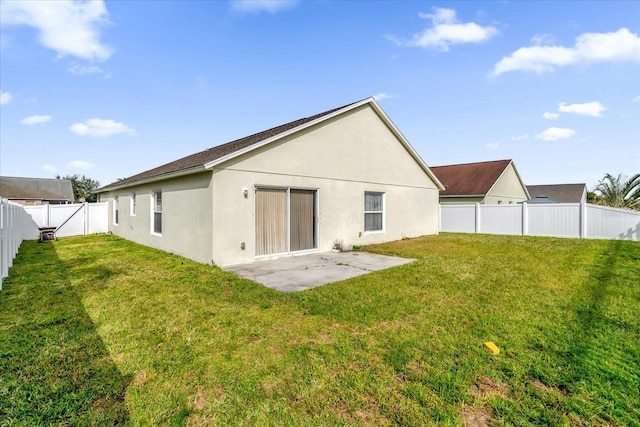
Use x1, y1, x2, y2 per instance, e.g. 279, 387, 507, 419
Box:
440, 203, 640, 241
1, 198, 39, 289
24, 202, 108, 237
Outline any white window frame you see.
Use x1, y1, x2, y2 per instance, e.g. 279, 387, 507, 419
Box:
364, 191, 385, 233
150, 190, 162, 236
130, 193, 136, 216
113, 195, 119, 226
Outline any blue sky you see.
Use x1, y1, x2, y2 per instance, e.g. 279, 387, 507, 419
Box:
1, 0, 639, 190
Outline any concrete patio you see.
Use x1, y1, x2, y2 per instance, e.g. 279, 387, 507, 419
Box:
222, 251, 414, 292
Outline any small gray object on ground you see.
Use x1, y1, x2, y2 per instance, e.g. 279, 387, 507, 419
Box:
222, 251, 414, 292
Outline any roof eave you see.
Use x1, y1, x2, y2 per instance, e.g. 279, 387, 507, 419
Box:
95, 165, 207, 193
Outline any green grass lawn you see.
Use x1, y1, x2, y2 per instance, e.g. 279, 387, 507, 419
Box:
1, 233, 638, 426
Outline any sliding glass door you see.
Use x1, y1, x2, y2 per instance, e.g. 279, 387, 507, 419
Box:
255, 187, 317, 256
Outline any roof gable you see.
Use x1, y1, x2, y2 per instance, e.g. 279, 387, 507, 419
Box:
526, 183, 587, 203
430, 160, 513, 196
98, 98, 443, 192
0, 176, 74, 201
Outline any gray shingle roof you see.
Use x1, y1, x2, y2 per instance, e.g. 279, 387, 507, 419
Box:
526, 184, 587, 203
97, 101, 360, 192
0, 176, 74, 201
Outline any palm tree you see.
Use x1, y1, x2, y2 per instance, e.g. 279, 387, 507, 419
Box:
593, 173, 640, 210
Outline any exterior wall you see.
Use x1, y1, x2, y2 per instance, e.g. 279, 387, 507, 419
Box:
484, 163, 528, 204
103, 172, 213, 264
209, 104, 440, 266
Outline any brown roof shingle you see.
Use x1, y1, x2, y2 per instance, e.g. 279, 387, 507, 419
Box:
430, 159, 512, 196
98, 101, 360, 192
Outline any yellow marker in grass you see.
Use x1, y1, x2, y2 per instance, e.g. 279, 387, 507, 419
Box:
484, 341, 500, 355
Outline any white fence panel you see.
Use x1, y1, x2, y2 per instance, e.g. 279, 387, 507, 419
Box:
480, 204, 523, 235
25, 205, 48, 227
440, 202, 639, 241
1, 198, 39, 289
587, 204, 640, 241
527, 204, 581, 238
87, 203, 109, 234
440, 205, 476, 233
24, 203, 108, 238
49, 204, 86, 237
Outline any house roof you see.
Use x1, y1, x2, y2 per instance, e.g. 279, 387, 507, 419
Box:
430, 159, 516, 197
526, 184, 587, 203
97, 98, 444, 192
525, 195, 561, 204
0, 176, 74, 201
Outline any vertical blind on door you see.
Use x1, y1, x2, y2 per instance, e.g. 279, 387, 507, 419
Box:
290, 189, 315, 251
255, 188, 287, 256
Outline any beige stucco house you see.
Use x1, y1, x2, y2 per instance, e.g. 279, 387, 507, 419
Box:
430, 159, 529, 205
96, 98, 444, 266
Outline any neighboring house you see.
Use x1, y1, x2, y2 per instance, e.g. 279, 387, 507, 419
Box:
0, 176, 74, 205
526, 184, 587, 204
95, 98, 444, 266
430, 159, 530, 205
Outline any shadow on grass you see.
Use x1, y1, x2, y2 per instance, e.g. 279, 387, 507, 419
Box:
0, 240, 132, 425
564, 239, 640, 423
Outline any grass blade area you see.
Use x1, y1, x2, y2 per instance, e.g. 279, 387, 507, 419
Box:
1, 233, 638, 426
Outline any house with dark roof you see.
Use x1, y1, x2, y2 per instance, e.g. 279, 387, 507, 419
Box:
96, 98, 444, 266
526, 183, 587, 204
0, 176, 74, 206
430, 159, 529, 205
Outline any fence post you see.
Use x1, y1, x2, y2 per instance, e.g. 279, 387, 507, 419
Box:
475, 203, 481, 234
580, 202, 587, 239
522, 202, 528, 236
84, 203, 88, 235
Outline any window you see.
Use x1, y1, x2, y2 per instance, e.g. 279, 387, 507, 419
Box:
113, 196, 119, 225
152, 190, 162, 235
364, 192, 384, 232
130, 193, 136, 216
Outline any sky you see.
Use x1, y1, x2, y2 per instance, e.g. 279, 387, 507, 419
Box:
1, 0, 639, 190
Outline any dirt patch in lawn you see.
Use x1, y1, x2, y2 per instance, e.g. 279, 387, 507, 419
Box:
469, 375, 510, 400
460, 406, 491, 427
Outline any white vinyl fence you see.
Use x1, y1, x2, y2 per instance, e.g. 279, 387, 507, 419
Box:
1, 198, 40, 289
440, 203, 640, 241
24, 202, 108, 237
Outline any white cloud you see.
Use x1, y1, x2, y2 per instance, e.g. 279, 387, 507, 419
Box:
68, 62, 103, 75
485, 142, 499, 150
632, 95, 640, 102
531, 33, 556, 46
492, 28, 640, 76
70, 118, 137, 138
511, 134, 529, 141
543, 112, 559, 120
392, 8, 498, 51
373, 93, 393, 101
42, 164, 57, 173
20, 115, 52, 125
231, 0, 298, 13
0, 91, 12, 105
558, 101, 606, 117
536, 127, 576, 141
66, 160, 95, 170
0, 0, 113, 61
